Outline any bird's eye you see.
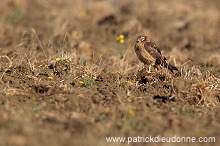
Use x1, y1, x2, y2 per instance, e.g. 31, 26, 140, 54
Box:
141, 37, 145, 41
136, 36, 145, 42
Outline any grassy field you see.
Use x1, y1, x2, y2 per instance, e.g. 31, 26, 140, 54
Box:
0, 0, 220, 145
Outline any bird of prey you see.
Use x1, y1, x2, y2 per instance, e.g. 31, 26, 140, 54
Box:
134, 35, 178, 73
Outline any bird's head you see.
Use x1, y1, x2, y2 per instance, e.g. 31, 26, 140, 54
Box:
136, 35, 150, 43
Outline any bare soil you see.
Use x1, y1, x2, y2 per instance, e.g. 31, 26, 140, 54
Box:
0, 0, 220, 146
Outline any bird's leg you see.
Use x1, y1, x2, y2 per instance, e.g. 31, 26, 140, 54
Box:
146, 65, 152, 73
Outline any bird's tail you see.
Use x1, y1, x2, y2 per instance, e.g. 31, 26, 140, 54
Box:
164, 61, 178, 73
168, 64, 178, 72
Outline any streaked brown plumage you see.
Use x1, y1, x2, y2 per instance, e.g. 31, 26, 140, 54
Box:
134, 35, 178, 73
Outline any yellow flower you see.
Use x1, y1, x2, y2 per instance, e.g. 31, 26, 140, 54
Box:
119, 39, 125, 43
128, 109, 135, 116
55, 58, 61, 61
79, 10, 87, 17
48, 76, 53, 79
116, 35, 123, 39
116, 71, 121, 74
65, 59, 70, 62
31, 96, 36, 101
79, 81, 84, 84
71, 30, 78, 36
126, 81, 131, 83
116, 34, 125, 43
119, 34, 124, 39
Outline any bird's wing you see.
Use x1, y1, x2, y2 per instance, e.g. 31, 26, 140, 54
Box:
144, 41, 165, 64
144, 41, 178, 72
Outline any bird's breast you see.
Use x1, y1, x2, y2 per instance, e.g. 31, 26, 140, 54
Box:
135, 44, 155, 65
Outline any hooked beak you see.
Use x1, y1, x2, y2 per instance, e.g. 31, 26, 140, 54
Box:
136, 38, 141, 43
